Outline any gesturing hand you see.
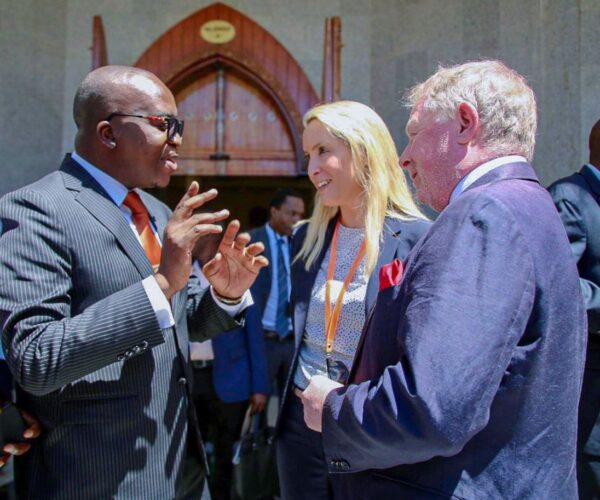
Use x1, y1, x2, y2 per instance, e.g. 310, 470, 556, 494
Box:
202, 220, 269, 300
155, 182, 230, 299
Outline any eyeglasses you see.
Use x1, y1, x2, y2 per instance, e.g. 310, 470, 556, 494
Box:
104, 113, 184, 141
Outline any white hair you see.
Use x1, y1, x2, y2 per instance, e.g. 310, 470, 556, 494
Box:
405, 60, 537, 161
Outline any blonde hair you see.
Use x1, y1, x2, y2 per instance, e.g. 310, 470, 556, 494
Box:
405, 60, 537, 161
297, 100, 426, 276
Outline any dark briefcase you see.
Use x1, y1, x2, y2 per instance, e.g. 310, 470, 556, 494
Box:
231, 407, 279, 500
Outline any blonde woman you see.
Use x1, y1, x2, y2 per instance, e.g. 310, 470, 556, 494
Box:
276, 101, 431, 499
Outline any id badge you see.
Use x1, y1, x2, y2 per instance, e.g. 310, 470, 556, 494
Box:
326, 356, 350, 385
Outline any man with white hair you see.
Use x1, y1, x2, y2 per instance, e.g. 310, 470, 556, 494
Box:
299, 60, 587, 498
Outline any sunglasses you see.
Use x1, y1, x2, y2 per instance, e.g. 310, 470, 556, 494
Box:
104, 113, 184, 141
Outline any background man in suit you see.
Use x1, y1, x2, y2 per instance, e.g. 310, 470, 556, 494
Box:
0, 65, 267, 499
300, 60, 587, 498
249, 189, 305, 402
549, 120, 600, 498
189, 231, 268, 500
0, 344, 40, 500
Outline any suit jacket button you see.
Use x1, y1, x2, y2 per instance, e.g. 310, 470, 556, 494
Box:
178, 377, 187, 386
132, 345, 141, 354
117, 354, 124, 361
340, 460, 350, 471
141, 340, 149, 349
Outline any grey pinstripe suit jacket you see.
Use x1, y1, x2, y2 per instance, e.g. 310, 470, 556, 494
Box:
0, 156, 236, 499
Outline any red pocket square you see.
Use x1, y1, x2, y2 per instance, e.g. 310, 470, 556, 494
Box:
379, 258, 404, 291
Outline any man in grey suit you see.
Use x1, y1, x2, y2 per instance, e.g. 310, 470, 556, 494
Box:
0, 65, 267, 499
549, 119, 600, 499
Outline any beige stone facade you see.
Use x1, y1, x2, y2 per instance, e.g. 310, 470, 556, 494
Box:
1, 0, 598, 195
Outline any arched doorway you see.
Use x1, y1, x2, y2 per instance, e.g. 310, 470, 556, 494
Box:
134, 2, 319, 229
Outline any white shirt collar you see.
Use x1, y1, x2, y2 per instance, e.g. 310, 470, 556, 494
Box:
71, 151, 129, 206
449, 155, 528, 203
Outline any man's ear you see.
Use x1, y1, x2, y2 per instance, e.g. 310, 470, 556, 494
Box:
456, 102, 479, 145
97, 121, 116, 149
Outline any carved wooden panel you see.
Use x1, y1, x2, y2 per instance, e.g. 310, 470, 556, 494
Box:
175, 66, 295, 176
134, 2, 319, 176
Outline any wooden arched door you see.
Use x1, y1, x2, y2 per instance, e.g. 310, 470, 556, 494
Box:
173, 59, 297, 177
135, 3, 319, 228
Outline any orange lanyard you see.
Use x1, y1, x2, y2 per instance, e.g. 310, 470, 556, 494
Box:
324, 221, 366, 355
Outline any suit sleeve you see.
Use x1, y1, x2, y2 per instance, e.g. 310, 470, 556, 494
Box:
185, 272, 241, 341
321, 196, 535, 471
549, 190, 600, 331
0, 190, 166, 396
244, 305, 269, 395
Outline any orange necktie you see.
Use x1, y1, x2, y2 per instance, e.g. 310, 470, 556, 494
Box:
122, 191, 162, 270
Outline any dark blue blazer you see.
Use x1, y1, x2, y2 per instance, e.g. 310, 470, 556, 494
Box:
277, 216, 431, 426
210, 304, 269, 402
248, 225, 275, 318
321, 162, 587, 499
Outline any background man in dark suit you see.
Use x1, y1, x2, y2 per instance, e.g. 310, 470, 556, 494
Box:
249, 189, 305, 402
189, 230, 268, 500
0, 65, 267, 499
300, 60, 587, 498
549, 119, 600, 499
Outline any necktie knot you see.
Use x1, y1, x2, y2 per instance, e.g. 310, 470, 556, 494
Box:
123, 191, 149, 223
123, 192, 152, 237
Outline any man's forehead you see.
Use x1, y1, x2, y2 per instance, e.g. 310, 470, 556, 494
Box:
405, 109, 422, 133
405, 103, 449, 132
119, 75, 176, 111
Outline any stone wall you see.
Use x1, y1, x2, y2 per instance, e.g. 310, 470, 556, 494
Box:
0, 0, 597, 194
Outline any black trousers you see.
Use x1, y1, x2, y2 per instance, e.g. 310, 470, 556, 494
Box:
192, 366, 247, 500
264, 336, 295, 400
277, 393, 334, 500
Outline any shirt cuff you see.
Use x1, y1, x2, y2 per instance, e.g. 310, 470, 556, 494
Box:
210, 288, 254, 316
142, 276, 175, 329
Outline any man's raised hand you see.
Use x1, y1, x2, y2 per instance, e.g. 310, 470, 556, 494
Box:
203, 220, 269, 300
155, 182, 229, 299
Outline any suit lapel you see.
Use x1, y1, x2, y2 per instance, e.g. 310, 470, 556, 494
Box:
61, 157, 154, 279
349, 218, 404, 381
364, 218, 404, 313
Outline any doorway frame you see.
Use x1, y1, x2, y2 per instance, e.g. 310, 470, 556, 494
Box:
134, 2, 319, 176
